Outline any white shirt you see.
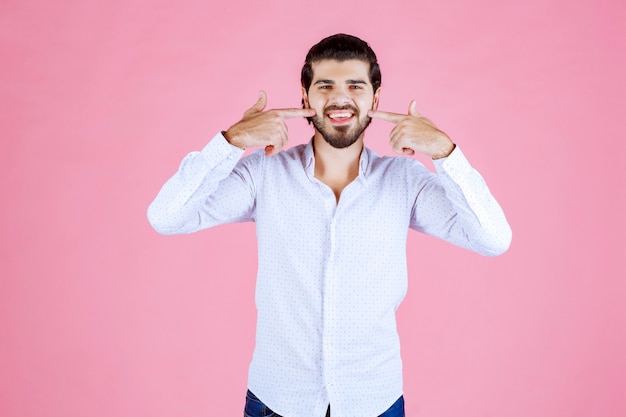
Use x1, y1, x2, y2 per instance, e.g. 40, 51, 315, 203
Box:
147, 132, 511, 417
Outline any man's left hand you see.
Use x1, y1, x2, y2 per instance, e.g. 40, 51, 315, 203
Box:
368, 101, 455, 159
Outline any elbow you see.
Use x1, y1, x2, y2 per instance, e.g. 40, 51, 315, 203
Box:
481, 224, 512, 256
147, 203, 177, 235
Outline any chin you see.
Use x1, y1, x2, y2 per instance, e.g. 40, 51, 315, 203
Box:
325, 135, 360, 149
314, 126, 355, 149
314, 119, 370, 149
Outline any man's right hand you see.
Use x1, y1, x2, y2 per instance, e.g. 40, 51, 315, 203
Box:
224, 91, 316, 156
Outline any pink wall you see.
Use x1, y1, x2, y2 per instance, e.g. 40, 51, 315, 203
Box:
1, 0, 625, 416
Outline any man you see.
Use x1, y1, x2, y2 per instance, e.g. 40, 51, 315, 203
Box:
148, 34, 511, 417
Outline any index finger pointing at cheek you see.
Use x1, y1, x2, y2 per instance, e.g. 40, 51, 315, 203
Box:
368, 110, 404, 124
277, 108, 317, 119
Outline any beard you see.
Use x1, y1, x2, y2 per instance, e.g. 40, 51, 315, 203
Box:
310, 105, 372, 149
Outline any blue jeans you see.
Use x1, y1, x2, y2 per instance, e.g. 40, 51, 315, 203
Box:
244, 390, 405, 417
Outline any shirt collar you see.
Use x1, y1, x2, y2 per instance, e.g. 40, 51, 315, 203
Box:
302, 139, 372, 180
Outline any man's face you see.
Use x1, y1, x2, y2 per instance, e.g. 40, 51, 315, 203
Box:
303, 59, 380, 149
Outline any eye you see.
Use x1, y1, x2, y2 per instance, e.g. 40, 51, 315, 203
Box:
349, 84, 363, 89
319, 85, 332, 90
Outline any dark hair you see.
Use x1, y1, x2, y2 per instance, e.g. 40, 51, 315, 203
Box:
301, 34, 381, 93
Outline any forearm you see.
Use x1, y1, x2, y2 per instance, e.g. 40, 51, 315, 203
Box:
413, 146, 512, 256
147, 133, 245, 235
435, 147, 511, 255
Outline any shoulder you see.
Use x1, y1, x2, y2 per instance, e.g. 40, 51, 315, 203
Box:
235, 143, 308, 175
277, 143, 308, 161
366, 147, 431, 178
261, 143, 309, 168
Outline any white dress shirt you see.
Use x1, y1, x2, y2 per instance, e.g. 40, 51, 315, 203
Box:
147, 132, 511, 417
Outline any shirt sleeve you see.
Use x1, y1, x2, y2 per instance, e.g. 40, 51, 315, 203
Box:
409, 146, 512, 256
147, 132, 261, 235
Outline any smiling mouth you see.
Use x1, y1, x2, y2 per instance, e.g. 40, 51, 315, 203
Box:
326, 110, 355, 124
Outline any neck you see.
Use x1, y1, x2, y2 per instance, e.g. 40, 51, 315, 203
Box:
312, 131, 363, 177
312, 132, 363, 203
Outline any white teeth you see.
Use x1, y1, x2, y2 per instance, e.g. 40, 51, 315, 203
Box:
328, 112, 353, 119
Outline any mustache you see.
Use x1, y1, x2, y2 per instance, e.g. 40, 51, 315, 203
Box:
323, 105, 359, 115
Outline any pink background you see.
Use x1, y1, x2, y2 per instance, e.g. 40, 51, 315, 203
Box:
1, 0, 625, 416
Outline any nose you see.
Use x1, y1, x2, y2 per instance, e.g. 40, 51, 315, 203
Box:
327, 86, 351, 106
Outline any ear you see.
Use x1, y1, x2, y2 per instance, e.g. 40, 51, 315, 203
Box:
372, 87, 381, 110
302, 87, 310, 108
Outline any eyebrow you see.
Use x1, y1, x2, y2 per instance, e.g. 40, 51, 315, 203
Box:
313, 79, 368, 85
